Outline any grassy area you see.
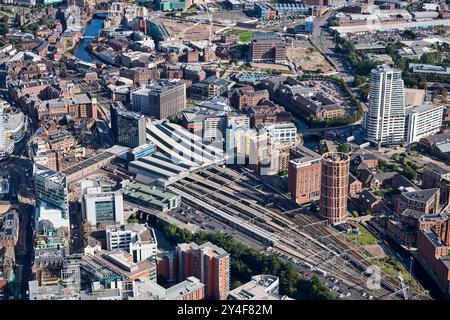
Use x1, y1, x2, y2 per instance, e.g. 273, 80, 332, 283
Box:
345, 225, 379, 246
225, 29, 254, 43
374, 188, 393, 197
186, 99, 197, 108
374, 256, 415, 288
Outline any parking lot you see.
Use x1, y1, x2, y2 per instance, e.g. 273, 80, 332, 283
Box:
170, 202, 266, 251
268, 247, 376, 300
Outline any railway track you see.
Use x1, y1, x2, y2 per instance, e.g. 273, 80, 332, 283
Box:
171, 165, 430, 300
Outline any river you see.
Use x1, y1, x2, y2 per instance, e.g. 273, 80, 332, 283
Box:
74, 17, 105, 64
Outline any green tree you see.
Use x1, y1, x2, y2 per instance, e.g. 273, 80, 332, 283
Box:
353, 75, 367, 87
338, 144, 351, 154
402, 165, 417, 180
159, 223, 336, 300
403, 29, 417, 40
0, 16, 9, 35
420, 52, 442, 65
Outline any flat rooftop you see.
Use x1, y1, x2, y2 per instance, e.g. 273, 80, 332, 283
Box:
122, 181, 179, 206
34, 164, 67, 186
421, 228, 446, 248
61, 151, 115, 176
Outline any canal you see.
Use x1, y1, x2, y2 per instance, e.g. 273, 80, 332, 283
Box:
294, 118, 320, 152
74, 16, 105, 64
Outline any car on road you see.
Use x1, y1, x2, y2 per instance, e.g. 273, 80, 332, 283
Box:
368, 295, 373, 300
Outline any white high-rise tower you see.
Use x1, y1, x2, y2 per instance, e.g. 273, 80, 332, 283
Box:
365, 65, 405, 147
0, 108, 6, 155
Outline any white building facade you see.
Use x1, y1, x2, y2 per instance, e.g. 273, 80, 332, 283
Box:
106, 224, 158, 262
82, 187, 124, 226
405, 104, 444, 144
365, 65, 406, 146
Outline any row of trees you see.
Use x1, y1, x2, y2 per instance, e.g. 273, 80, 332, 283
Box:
0, 16, 9, 36
377, 159, 418, 181
160, 222, 336, 300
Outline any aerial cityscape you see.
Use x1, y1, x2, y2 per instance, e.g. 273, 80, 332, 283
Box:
0, 0, 449, 303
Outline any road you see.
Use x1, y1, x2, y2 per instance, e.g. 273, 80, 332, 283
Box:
309, 10, 355, 83
301, 123, 362, 137
2, 155, 34, 300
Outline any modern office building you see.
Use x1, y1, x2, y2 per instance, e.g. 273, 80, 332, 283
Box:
145, 19, 173, 41
404, 103, 444, 144
0, 108, 8, 160
228, 275, 293, 300
266, 123, 297, 143
154, 0, 190, 11
131, 79, 186, 120
254, 2, 277, 19
82, 186, 124, 226
134, 276, 205, 300
365, 65, 406, 147
319, 152, 350, 225
106, 224, 158, 262
129, 143, 157, 161
110, 102, 147, 148
288, 146, 322, 205
34, 164, 69, 222
189, 76, 228, 101
250, 32, 286, 64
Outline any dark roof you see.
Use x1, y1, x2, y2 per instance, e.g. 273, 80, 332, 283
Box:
390, 174, 417, 190
372, 171, 397, 183
423, 162, 450, 176
401, 188, 440, 203
359, 189, 380, 206
349, 173, 360, 184
400, 208, 424, 220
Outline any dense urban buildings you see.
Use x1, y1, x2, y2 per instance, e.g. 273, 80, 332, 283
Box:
2, 0, 449, 303
156, 242, 230, 300
131, 79, 186, 119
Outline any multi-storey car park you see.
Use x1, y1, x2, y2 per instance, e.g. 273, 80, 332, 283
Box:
166, 164, 431, 300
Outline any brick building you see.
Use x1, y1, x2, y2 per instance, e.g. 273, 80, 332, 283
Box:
250, 32, 286, 64
320, 152, 350, 225
394, 188, 440, 214
288, 146, 322, 205
156, 242, 230, 300
228, 87, 270, 110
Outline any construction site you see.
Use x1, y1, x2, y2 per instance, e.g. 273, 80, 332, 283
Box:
166, 165, 431, 301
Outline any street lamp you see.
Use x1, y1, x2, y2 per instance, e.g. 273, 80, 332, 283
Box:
409, 256, 414, 276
